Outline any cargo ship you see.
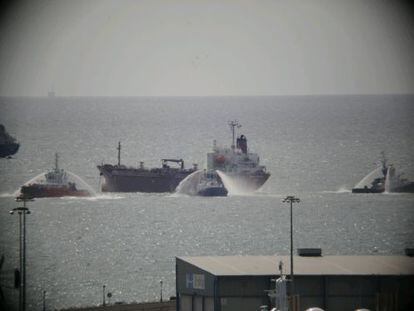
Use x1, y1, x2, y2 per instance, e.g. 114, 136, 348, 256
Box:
97, 142, 197, 192
352, 153, 414, 193
0, 124, 19, 158
206, 121, 270, 192
19, 154, 90, 198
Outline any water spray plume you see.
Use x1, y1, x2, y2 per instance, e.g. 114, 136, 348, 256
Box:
175, 170, 203, 195
216, 170, 249, 196
13, 172, 48, 196
66, 171, 97, 196
354, 166, 383, 189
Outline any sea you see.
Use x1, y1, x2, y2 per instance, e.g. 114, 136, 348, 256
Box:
0, 95, 413, 310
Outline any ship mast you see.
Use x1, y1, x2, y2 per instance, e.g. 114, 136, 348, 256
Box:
228, 120, 241, 151
380, 151, 388, 176
55, 153, 59, 171
117, 141, 121, 166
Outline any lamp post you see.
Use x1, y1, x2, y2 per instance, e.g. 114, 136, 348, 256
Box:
102, 285, 106, 306
282, 195, 300, 296
160, 280, 163, 302
10, 195, 33, 311
42, 290, 46, 311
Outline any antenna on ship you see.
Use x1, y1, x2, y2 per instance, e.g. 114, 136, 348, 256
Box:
55, 153, 59, 171
117, 142, 121, 166
228, 120, 241, 151
379, 151, 388, 176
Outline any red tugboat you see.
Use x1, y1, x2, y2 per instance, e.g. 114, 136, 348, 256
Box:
19, 153, 90, 198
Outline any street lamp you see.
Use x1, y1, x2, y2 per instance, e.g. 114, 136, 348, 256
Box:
42, 290, 46, 311
102, 285, 106, 306
282, 195, 300, 296
160, 280, 163, 302
10, 195, 33, 311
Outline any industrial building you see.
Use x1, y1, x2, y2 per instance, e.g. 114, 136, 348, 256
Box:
175, 253, 414, 311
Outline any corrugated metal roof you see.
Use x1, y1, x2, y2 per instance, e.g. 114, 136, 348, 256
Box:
178, 256, 414, 276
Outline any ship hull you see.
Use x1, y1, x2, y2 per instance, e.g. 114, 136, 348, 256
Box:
197, 187, 228, 197
0, 143, 19, 157
352, 187, 384, 194
352, 183, 414, 193
98, 165, 195, 193
392, 183, 414, 193
20, 185, 90, 198
220, 171, 270, 192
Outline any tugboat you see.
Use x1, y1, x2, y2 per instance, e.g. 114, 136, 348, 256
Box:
0, 124, 19, 158
97, 142, 197, 192
352, 152, 414, 193
196, 170, 228, 197
19, 153, 90, 198
206, 121, 270, 192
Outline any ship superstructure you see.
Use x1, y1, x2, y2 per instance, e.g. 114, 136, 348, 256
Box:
206, 121, 270, 191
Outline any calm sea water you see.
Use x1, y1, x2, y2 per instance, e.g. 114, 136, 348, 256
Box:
0, 95, 413, 310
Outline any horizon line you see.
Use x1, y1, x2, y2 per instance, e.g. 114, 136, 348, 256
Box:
1, 93, 414, 99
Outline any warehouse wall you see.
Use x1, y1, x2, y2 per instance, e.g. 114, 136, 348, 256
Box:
176, 259, 218, 311
218, 276, 270, 297
217, 276, 271, 311
176, 259, 215, 296
296, 275, 414, 311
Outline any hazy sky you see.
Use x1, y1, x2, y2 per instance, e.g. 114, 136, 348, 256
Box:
0, 0, 413, 96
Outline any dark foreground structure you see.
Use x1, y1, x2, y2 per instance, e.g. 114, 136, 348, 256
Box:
176, 254, 414, 311
0, 124, 19, 157
61, 301, 176, 311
